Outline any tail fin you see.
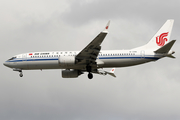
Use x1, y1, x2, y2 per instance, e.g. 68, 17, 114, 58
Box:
133, 19, 174, 50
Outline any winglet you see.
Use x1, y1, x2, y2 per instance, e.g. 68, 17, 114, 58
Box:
102, 21, 110, 33
97, 68, 116, 78
109, 68, 115, 73
106, 68, 116, 77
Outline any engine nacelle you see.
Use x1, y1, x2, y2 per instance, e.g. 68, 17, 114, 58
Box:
58, 56, 76, 66
62, 69, 81, 78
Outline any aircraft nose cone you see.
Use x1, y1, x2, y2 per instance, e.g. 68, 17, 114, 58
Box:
3, 62, 9, 67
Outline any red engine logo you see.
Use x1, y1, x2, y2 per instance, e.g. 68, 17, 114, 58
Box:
156, 32, 169, 46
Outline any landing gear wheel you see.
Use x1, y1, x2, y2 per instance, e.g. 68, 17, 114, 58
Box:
88, 73, 93, 79
19, 72, 23, 77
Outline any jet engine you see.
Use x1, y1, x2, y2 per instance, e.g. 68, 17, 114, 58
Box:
62, 69, 82, 78
58, 56, 76, 66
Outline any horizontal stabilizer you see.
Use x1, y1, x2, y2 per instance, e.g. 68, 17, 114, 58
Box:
155, 40, 176, 53
166, 54, 176, 58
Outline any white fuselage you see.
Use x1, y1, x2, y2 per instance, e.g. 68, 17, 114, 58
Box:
4, 49, 162, 70
3, 20, 175, 79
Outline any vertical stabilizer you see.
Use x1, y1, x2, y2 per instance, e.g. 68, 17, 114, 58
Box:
133, 19, 174, 50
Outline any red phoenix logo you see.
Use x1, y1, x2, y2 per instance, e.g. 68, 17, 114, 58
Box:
156, 32, 169, 46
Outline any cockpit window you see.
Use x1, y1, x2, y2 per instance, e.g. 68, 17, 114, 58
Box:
8, 57, 16, 61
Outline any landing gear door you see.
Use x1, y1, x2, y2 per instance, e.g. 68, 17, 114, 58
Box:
141, 50, 145, 59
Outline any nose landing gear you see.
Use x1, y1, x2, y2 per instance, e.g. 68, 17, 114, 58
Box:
13, 68, 23, 77
19, 71, 23, 77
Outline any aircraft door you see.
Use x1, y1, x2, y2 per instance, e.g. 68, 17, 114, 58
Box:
141, 50, 145, 59
22, 54, 27, 68
22, 54, 27, 61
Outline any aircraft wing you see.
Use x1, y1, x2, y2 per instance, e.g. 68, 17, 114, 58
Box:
75, 21, 110, 65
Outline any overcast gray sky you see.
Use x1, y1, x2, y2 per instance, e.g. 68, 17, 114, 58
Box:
1, 0, 180, 120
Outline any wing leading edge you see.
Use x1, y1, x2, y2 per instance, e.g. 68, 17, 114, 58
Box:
76, 21, 110, 66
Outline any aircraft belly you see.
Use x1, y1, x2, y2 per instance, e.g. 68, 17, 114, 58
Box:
23, 60, 85, 70
101, 58, 153, 67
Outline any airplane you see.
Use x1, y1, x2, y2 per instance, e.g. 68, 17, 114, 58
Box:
3, 19, 176, 79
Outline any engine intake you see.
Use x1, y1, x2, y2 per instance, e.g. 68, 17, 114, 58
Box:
62, 69, 82, 78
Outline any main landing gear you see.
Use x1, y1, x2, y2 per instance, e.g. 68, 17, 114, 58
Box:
86, 65, 93, 79
88, 72, 93, 79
